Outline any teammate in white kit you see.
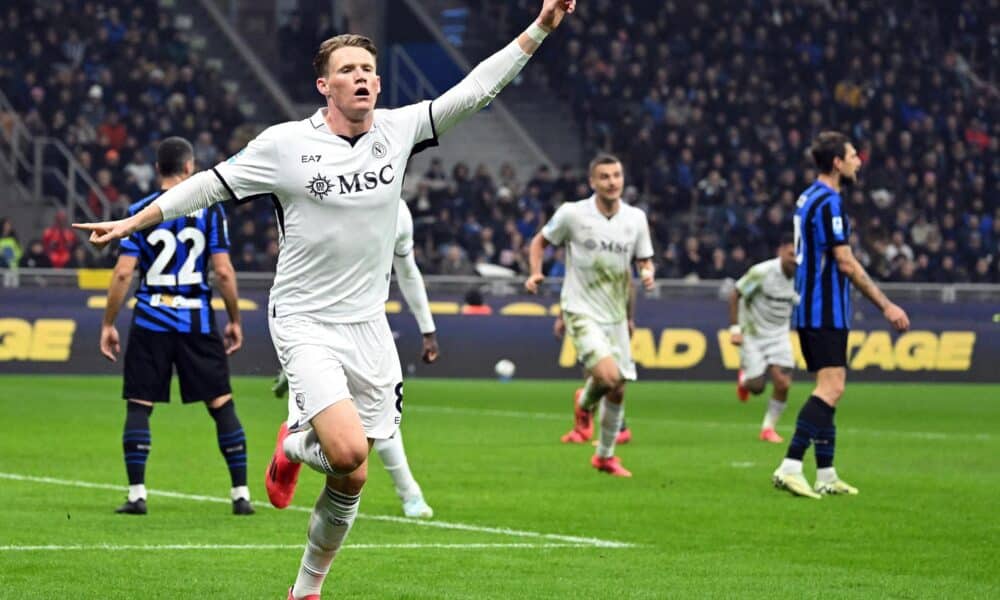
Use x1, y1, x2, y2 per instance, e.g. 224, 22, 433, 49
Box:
75, 2, 576, 597
526, 154, 654, 477
271, 198, 439, 518
729, 234, 798, 443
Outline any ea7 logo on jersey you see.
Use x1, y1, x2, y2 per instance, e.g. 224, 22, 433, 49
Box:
306, 174, 333, 200
301, 155, 321, 163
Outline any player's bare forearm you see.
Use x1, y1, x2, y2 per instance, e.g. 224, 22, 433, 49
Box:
211, 253, 241, 325
529, 233, 547, 277
636, 257, 654, 290
103, 256, 137, 327
835, 248, 889, 311
728, 289, 740, 327
525, 233, 549, 293
627, 278, 636, 322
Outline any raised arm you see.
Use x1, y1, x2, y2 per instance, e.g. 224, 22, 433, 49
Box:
833, 245, 909, 331
431, 0, 575, 135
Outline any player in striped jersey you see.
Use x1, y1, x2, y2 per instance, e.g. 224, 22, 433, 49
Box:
729, 234, 798, 443
772, 131, 910, 499
100, 137, 251, 515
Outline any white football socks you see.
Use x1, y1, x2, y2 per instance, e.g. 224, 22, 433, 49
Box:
579, 377, 602, 412
596, 398, 624, 458
230, 486, 250, 502
292, 486, 360, 598
778, 458, 803, 475
762, 398, 786, 431
816, 467, 838, 483
284, 430, 350, 477
127, 484, 146, 502
374, 433, 422, 501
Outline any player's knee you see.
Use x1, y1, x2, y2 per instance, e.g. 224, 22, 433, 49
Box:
592, 368, 621, 392
319, 440, 368, 475
206, 394, 232, 410
606, 382, 626, 404
773, 374, 791, 394
818, 380, 845, 402
746, 377, 767, 394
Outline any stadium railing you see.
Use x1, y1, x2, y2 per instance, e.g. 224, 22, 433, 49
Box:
0, 89, 111, 246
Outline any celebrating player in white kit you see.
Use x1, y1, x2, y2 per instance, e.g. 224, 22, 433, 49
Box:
729, 234, 799, 443
526, 154, 654, 477
272, 198, 439, 518
74, 2, 576, 597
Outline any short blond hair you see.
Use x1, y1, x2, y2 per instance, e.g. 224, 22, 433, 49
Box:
313, 34, 378, 77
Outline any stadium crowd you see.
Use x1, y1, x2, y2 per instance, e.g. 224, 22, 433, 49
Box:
2, 0, 997, 284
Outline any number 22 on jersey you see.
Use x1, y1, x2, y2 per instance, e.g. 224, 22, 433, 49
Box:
145, 227, 206, 286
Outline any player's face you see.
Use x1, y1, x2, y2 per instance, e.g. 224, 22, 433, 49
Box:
836, 143, 861, 184
317, 47, 381, 119
589, 162, 624, 201
778, 243, 796, 274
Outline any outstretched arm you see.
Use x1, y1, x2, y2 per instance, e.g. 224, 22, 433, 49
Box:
74, 172, 228, 247
431, 0, 575, 135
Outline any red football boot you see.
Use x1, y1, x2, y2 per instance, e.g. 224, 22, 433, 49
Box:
560, 388, 593, 443
591, 455, 632, 477
265, 423, 301, 509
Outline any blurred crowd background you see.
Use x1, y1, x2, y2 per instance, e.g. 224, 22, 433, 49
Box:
1, 0, 997, 283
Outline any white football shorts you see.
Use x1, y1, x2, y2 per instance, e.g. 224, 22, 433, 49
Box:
563, 311, 637, 381
740, 333, 795, 380
269, 312, 403, 440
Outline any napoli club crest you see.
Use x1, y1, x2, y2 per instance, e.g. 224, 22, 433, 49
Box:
295, 392, 306, 410
372, 141, 387, 159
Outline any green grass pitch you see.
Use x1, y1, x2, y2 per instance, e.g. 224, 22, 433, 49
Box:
0, 376, 997, 598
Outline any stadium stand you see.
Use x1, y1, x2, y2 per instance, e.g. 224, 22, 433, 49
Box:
2, 0, 997, 283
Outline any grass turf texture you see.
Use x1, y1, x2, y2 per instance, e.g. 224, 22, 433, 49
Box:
0, 376, 997, 599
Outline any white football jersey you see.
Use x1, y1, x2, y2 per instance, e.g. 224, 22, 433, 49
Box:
394, 199, 414, 257
542, 196, 653, 324
214, 104, 436, 323
735, 258, 798, 338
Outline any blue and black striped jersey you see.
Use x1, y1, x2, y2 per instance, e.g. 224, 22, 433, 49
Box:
792, 180, 851, 330
119, 191, 230, 333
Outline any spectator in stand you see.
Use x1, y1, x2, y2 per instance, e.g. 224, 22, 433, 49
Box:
41, 210, 76, 268
1, 218, 24, 268
19, 239, 53, 269
439, 245, 476, 277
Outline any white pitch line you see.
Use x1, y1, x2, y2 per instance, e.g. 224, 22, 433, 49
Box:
409, 405, 994, 441
0, 543, 592, 552
0, 473, 634, 549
